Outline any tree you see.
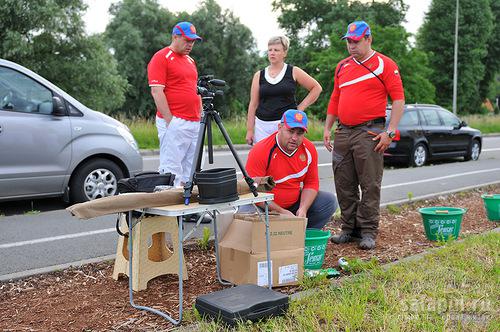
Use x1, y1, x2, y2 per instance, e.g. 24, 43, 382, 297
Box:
105, 0, 176, 118
0, 0, 127, 113
106, 0, 261, 118
189, 0, 262, 117
418, 0, 493, 113
272, 0, 434, 118
479, 0, 500, 102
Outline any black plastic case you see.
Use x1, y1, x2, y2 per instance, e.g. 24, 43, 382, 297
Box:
195, 284, 289, 325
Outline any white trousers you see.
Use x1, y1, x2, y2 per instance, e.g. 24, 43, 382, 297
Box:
156, 115, 201, 187
255, 117, 280, 143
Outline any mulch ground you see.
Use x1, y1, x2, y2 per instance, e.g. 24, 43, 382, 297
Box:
1, 184, 499, 331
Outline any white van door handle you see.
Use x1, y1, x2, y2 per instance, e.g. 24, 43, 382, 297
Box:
0, 124, 2, 134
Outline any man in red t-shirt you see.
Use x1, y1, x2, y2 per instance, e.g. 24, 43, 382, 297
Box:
244, 109, 337, 229
323, 21, 405, 249
148, 21, 202, 187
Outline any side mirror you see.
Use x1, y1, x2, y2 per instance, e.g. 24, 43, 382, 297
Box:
454, 120, 467, 129
52, 96, 66, 116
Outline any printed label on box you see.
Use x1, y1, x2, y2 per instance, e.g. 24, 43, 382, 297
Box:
279, 264, 298, 284
257, 260, 273, 286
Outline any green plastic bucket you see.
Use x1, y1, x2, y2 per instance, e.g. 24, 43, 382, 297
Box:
304, 229, 331, 270
481, 194, 500, 222
419, 207, 466, 241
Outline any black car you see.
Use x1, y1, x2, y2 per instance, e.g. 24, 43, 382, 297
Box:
384, 104, 482, 167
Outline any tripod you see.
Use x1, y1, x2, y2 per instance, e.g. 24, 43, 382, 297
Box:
183, 83, 258, 205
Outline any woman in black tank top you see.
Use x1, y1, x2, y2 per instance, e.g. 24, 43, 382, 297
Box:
246, 36, 322, 145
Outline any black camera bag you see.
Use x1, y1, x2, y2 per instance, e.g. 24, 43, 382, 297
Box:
117, 172, 175, 194
115, 172, 175, 237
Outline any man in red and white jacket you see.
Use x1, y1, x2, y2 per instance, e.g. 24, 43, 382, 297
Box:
148, 21, 202, 187
323, 21, 405, 249
244, 109, 338, 229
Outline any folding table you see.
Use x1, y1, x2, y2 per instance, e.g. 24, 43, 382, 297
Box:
125, 192, 274, 325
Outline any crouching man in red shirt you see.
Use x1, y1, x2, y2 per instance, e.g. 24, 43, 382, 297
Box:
242, 109, 338, 229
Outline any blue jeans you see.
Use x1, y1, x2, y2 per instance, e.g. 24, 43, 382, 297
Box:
238, 191, 338, 229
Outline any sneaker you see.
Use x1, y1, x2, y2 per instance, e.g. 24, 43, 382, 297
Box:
359, 236, 376, 250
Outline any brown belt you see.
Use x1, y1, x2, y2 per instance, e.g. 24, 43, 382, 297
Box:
338, 117, 386, 129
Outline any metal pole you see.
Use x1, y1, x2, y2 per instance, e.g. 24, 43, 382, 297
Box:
452, 0, 459, 114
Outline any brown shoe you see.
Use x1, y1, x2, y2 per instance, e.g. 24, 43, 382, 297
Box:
359, 236, 376, 250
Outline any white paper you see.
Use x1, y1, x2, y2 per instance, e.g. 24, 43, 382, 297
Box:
279, 264, 298, 284
257, 260, 273, 286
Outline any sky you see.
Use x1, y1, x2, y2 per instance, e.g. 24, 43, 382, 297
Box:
83, 0, 432, 50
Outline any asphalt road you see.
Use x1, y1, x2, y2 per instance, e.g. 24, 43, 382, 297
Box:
1, 136, 499, 280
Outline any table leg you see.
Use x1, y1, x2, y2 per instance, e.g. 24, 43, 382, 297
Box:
213, 210, 232, 285
126, 211, 183, 325
264, 202, 272, 289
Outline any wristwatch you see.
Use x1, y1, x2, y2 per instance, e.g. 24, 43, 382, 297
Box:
385, 130, 396, 139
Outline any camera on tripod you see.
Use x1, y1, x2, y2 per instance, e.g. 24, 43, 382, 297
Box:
197, 75, 226, 99
183, 74, 258, 205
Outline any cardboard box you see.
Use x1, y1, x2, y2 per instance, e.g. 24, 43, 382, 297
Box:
218, 214, 306, 286
219, 245, 304, 287
224, 214, 306, 253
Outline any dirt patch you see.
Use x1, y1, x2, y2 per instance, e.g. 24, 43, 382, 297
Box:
1, 185, 499, 331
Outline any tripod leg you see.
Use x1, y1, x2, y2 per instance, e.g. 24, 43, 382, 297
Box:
212, 112, 258, 197
206, 115, 213, 164
183, 112, 207, 204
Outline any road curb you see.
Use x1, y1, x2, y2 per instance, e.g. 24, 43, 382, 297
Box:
0, 254, 116, 282
2, 181, 499, 283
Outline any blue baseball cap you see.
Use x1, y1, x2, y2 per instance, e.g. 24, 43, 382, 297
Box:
341, 21, 371, 41
281, 109, 308, 132
172, 21, 202, 41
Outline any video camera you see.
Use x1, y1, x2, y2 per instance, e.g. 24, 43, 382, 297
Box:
197, 75, 226, 98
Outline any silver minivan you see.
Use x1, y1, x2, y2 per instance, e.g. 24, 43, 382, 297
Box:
0, 59, 143, 203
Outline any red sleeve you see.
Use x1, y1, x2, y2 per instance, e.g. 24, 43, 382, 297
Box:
302, 142, 319, 191
147, 51, 167, 87
327, 62, 342, 116
245, 145, 267, 178
382, 56, 404, 101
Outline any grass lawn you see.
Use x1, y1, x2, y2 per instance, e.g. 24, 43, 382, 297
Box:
125, 114, 500, 150
125, 117, 327, 149
463, 114, 500, 134
191, 231, 499, 331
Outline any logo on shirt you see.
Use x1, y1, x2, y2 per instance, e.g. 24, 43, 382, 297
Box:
299, 154, 306, 162
394, 69, 399, 76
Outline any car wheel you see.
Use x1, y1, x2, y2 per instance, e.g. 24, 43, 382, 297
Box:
70, 158, 124, 203
410, 143, 428, 167
464, 139, 481, 161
